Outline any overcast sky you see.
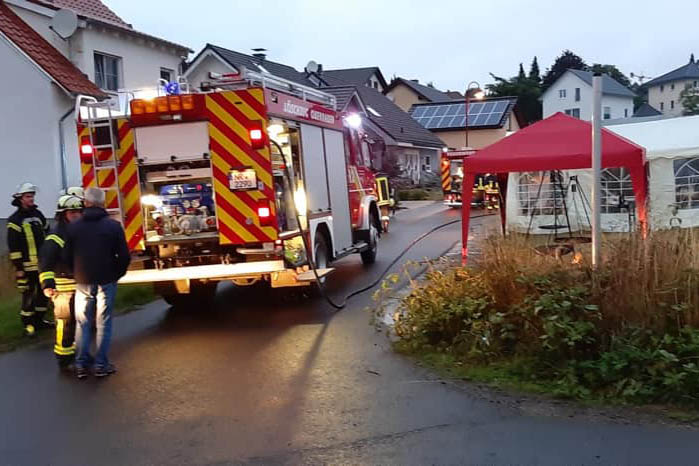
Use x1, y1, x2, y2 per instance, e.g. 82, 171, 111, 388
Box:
106, 0, 699, 91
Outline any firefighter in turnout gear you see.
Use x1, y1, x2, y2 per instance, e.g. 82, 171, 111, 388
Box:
40, 194, 83, 369
7, 182, 50, 337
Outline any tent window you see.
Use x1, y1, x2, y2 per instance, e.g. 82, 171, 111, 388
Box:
517, 171, 563, 216
601, 168, 633, 213
674, 158, 699, 210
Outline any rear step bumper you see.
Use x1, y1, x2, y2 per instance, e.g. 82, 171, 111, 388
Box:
119, 260, 334, 287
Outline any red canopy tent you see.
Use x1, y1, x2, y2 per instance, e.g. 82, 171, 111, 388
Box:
460, 112, 648, 262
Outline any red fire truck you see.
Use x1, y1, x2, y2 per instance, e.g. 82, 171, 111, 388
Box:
440, 150, 499, 211
76, 70, 382, 305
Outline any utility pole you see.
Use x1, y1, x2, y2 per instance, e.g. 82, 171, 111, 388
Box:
591, 74, 602, 268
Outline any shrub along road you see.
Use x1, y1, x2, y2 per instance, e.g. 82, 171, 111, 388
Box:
0, 204, 698, 465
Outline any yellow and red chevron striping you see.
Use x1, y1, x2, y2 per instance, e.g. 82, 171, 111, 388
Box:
116, 119, 144, 251
441, 156, 451, 191
205, 90, 278, 245
78, 125, 96, 188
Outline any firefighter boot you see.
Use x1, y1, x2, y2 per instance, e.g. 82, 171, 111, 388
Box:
53, 293, 76, 370
19, 282, 36, 338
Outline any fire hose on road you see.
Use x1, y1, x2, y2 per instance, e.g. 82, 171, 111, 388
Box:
272, 140, 490, 312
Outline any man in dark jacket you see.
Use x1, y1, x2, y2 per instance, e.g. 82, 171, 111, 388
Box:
40, 194, 83, 370
7, 182, 50, 337
65, 187, 130, 379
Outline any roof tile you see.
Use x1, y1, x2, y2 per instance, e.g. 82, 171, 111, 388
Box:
34, 0, 130, 28
0, 1, 106, 97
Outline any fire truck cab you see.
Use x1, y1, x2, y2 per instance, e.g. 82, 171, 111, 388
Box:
76, 70, 382, 304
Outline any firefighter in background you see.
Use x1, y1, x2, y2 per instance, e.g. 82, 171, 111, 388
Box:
40, 194, 83, 369
7, 183, 50, 337
484, 173, 500, 213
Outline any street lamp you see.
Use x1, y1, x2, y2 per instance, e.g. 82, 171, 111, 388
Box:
464, 81, 485, 149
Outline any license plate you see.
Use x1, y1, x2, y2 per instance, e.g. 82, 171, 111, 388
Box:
229, 169, 257, 190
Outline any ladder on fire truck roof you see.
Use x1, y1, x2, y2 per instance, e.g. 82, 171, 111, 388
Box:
77, 96, 124, 220
207, 67, 337, 111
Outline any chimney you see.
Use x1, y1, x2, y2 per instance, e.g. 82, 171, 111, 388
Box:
691, 53, 696, 64
252, 48, 267, 62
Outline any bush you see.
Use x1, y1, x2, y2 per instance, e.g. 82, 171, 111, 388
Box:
398, 189, 430, 201
386, 230, 699, 406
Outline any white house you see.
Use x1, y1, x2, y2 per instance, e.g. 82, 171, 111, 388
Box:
542, 69, 635, 121
644, 54, 699, 117
1, 0, 190, 220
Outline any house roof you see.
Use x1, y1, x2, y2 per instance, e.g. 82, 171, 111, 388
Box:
633, 103, 662, 117
25, 0, 191, 52
644, 57, 699, 88
0, 1, 106, 97
322, 85, 360, 112
566, 69, 636, 98
353, 84, 444, 148
321, 67, 387, 88
194, 44, 313, 86
385, 77, 455, 103
33, 0, 129, 27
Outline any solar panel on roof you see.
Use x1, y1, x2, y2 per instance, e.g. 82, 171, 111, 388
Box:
409, 99, 514, 129
411, 107, 426, 118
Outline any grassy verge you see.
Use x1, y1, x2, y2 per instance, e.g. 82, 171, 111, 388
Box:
0, 284, 155, 353
376, 229, 699, 408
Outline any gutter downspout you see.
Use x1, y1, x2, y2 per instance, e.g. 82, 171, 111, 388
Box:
58, 106, 74, 190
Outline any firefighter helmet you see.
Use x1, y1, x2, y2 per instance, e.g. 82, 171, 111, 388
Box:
13, 182, 37, 198
56, 194, 84, 213
59, 186, 85, 199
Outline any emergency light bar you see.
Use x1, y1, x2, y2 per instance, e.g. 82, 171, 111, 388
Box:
130, 95, 195, 115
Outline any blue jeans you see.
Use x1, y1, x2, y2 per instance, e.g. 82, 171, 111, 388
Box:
75, 283, 117, 369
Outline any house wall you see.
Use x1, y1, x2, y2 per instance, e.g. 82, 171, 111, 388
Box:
648, 80, 696, 117
542, 72, 634, 121
184, 53, 236, 90
368, 73, 384, 92
8, 1, 186, 95
436, 127, 506, 151
386, 84, 427, 112
0, 36, 74, 220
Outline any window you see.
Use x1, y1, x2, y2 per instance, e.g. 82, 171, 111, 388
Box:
575, 88, 581, 102
695, 80, 698, 88
517, 171, 566, 216
674, 158, 699, 210
424, 156, 432, 172
564, 108, 580, 118
671, 100, 675, 110
559, 89, 567, 99
160, 68, 173, 83
367, 106, 381, 117
94, 52, 121, 91
624, 108, 628, 118
601, 168, 633, 213
671, 83, 675, 91
603, 106, 611, 119
660, 102, 665, 111
660, 85, 664, 92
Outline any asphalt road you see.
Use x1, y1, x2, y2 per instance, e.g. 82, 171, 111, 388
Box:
1, 203, 698, 466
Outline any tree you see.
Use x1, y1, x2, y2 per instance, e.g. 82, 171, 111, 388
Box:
518, 63, 526, 80
487, 65, 542, 125
679, 83, 699, 115
589, 64, 632, 88
541, 50, 587, 90
528, 56, 540, 84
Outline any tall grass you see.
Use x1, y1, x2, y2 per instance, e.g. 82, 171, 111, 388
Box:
479, 230, 699, 335
0, 257, 16, 298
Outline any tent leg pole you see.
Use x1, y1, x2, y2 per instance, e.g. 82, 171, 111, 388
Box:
592, 74, 603, 268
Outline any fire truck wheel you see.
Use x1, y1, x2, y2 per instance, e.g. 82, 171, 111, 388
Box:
313, 232, 329, 285
360, 220, 379, 265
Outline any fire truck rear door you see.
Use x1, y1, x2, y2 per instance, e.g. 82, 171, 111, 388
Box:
300, 124, 330, 212
323, 128, 352, 252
